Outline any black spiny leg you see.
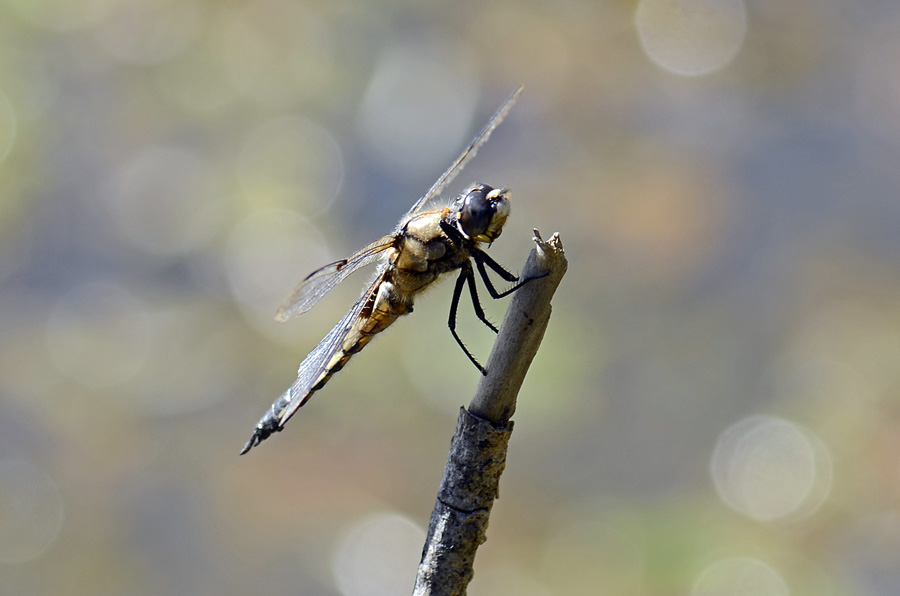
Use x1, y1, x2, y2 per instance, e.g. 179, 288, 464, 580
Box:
465, 261, 498, 333
472, 249, 546, 298
446, 239, 551, 374
449, 263, 488, 373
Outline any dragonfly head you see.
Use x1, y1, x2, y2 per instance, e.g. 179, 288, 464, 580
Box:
453, 183, 511, 244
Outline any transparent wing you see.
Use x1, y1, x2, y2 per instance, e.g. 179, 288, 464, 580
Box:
407, 85, 523, 215
276, 270, 386, 426
275, 234, 397, 322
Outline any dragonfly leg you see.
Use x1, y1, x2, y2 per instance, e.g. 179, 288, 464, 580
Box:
449, 265, 488, 374
474, 249, 518, 283
465, 262, 498, 333
472, 249, 548, 299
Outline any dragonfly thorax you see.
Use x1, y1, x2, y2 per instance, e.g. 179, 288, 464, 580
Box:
453, 183, 511, 244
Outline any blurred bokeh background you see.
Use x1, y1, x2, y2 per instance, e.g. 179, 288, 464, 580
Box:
2, 0, 900, 594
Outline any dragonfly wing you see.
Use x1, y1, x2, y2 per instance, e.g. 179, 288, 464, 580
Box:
240, 269, 387, 454
276, 269, 386, 427
275, 234, 397, 322
407, 86, 523, 215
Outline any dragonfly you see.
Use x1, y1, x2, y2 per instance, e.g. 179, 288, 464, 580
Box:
241, 86, 532, 455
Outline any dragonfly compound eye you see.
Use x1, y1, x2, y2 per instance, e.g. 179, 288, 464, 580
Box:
458, 185, 494, 239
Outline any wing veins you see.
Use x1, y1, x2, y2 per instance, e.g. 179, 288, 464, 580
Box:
275, 234, 396, 322
276, 270, 387, 427
407, 85, 523, 215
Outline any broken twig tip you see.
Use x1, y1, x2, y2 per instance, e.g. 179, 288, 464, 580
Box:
532, 228, 564, 253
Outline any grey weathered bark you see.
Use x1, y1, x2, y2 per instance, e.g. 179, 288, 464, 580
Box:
412, 230, 567, 596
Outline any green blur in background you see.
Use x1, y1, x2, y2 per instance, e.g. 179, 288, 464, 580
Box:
1, 0, 899, 595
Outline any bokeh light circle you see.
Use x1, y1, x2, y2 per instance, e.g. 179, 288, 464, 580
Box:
4, 0, 117, 30
692, 556, 789, 596
635, 0, 748, 76
359, 43, 478, 174
45, 282, 152, 388
238, 116, 343, 216
224, 208, 331, 326
0, 459, 65, 564
95, 0, 206, 65
332, 512, 424, 596
710, 415, 833, 522
211, 1, 335, 107
104, 145, 226, 257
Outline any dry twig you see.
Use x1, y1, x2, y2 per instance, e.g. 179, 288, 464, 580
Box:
413, 230, 567, 596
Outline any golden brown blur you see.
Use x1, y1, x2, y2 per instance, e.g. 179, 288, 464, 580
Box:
1, 1, 898, 594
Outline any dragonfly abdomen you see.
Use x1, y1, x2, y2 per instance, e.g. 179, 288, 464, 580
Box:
238, 330, 385, 454
318, 289, 411, 380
